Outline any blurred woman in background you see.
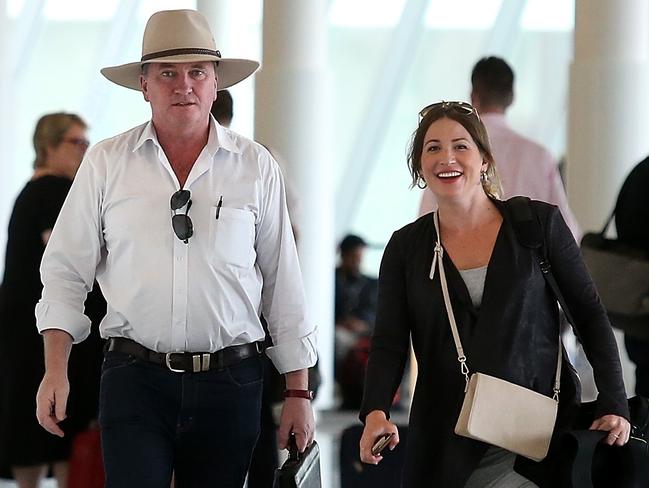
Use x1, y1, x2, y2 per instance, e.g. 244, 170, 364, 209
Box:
0, 113, 105, 488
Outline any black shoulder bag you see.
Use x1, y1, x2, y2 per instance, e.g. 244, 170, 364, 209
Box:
580, 210, 649, 340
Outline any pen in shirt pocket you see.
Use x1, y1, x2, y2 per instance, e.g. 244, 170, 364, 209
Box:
215, 196, 223, 220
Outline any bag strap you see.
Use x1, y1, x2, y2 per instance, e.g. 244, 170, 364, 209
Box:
431, 207, 560, 400
562, 430, 608, 487
508, 197, 578, 327
509, 196, 578, 400
430, 211, 470, 389
599, 208, 616, 236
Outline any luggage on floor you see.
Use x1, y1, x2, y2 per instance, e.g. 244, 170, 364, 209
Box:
68, 427, 104, 488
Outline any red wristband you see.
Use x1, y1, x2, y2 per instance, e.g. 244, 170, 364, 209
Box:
284, 389, 314, 400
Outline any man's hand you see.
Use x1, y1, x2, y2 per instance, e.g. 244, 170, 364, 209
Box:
36, 372, 69, 437
278, 368, 315, 452
36, 329, 73, 437
277, 397, 315, 453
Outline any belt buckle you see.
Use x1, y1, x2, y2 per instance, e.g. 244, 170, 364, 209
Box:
165, 352, 186, 373
193, 354, 211, 372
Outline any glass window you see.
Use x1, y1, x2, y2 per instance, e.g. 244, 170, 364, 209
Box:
521, 0, 574, 31
138, 0, 197, 20
329, 0, 405, 27
8, 0, 198, 21
424, 0, 502, 29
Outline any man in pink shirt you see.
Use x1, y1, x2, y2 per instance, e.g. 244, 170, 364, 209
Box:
419, 56, 581, 241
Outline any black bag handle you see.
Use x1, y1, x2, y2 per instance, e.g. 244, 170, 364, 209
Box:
286, 433, 316, 462
597, 209, 616, 237
288, 433, 301, 461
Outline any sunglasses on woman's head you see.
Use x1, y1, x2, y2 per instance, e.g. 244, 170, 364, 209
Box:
418, 101, 480, 122
170, 189, 193, 244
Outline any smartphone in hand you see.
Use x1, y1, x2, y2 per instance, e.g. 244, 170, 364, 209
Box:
371, 432, 394, 456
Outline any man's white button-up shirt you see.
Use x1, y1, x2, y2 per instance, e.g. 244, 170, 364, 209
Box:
36, 118, 316, 374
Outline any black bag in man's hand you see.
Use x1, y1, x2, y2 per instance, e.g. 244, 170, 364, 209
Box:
276, 436, 321, 488
580, 214, 649, 340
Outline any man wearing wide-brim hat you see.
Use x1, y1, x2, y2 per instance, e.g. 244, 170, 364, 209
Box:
34, 9, 317, 487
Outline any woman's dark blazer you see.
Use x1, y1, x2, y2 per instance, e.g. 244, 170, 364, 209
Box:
359, 199, 629, 488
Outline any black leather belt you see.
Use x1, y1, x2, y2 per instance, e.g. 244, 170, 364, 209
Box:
106, 337, 263, 373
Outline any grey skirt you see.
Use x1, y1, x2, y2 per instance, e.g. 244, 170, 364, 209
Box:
464, 447, 539, 488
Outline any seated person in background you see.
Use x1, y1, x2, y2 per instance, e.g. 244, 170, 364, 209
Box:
335, 235, 377, 340
335, 234, 378, 409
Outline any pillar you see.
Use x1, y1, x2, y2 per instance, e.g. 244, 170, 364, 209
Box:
196, 0, 234, 54
0, 0, 12, 272
567, 0, 649, 232
254, 0, 335, 411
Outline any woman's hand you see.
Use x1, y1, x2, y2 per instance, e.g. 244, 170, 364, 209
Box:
359, 410, 400, 465
590, 414, 631, 446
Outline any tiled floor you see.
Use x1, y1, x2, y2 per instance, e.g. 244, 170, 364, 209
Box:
0, 409, 408, 488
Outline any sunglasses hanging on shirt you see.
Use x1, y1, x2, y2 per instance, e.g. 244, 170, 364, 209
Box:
170, 189, 193, 243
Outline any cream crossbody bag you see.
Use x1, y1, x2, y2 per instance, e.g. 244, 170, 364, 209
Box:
431, 211, 561, 462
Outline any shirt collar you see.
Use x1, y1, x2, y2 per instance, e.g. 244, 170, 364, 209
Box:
210, 116, 241, 155
480, 112, 509, 128
132, 120, 158, 153
132, 116, 242, 156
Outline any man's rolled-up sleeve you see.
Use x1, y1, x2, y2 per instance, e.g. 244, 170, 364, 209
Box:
254, 151, 317, 374
36, 152, 105, 343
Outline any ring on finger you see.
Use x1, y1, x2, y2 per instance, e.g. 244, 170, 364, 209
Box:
609, 432, 620, 439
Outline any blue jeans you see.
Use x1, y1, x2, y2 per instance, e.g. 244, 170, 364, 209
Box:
98, 351, 263, 488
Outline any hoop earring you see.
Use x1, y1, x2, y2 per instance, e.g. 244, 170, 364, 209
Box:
480, 171, 488, 184
417, 178, 427, 189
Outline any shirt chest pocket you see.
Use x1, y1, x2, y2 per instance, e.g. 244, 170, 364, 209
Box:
208, 207, 256, 268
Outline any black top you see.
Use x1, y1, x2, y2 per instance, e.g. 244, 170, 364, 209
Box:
2, 176, 71, 302
0, 175, 106, 471
616, 155, 649, 250
360, 198, 629, 488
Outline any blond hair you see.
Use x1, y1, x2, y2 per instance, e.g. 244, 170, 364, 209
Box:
33, 113, 86, 169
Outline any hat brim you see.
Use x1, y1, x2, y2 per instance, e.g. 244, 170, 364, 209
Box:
101, 55, 260, 91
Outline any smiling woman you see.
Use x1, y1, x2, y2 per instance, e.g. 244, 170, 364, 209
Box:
420, 119, 486, 200
407, 101, 502, 201
358, 101, 631, 487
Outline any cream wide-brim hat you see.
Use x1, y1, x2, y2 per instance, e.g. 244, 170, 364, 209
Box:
101, 9, 260, 91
